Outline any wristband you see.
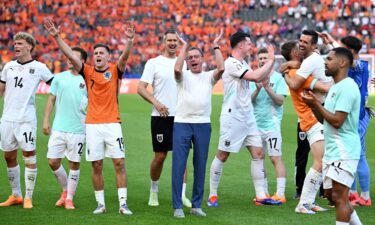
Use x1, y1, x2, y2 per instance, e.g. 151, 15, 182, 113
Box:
213, 46, 220, 50
310, 78, 318, 90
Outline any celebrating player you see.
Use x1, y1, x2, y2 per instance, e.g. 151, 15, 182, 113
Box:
0, 32, 54, 209
43, 46, 88, 210
44, 18, 134, 215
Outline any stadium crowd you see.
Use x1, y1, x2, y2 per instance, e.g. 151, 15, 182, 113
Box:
1, 0, 375, 75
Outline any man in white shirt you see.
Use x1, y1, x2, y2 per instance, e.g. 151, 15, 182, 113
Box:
0, 32, 54, 209
172, 31, 224, 218
207, 31, 281, 207
137, 30, 191, 208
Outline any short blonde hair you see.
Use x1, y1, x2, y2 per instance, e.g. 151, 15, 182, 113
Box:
14, 32, 36, 52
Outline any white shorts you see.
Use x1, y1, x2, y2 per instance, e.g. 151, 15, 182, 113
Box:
306, 122, 324, 145
218, 116, 262, 153
47, 131, 85, 162
1, 120, 37, 152
322, 160, 358, 189
260, 130, 282, 157
85, 123, 125, 161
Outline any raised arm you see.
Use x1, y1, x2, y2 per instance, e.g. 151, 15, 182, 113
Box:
118, 21, 135, 73
212, 29, 225, 81
43, 18, 82, 72
174, 33, 188, 82
43, 94, 56, 135
242, 45, 275, 82
317, 31, 340, 49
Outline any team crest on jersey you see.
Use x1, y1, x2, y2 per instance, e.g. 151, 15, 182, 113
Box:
156, 134, 163, 143
331, 92, 336, 98
299, 132, 306, 140
225, 140, 230, 147
79, 83, 85, 89
236, 63, 242, 71
103, 71, 112, 80
29, 68, 35, 74
270, 82, 274, 87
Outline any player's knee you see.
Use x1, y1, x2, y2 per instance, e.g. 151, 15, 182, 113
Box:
252, 151, 264, 160
23, 155, 37, 166
48, 159, 60, 170
154, 152, 167, 164
331, 190, 344, 205
92, 161, 103, 172
216, 151, 229, 162
70, 162, 80, 170
113, 159, 125, 171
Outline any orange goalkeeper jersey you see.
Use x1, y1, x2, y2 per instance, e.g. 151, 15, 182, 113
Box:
288, 69, 318, 132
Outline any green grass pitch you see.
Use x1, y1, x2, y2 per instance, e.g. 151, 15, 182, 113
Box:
0, 94, 374, 225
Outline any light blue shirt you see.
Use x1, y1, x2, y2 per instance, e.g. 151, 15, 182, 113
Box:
251, 71, 287, 132
50, 71, 87, 134
323, 78, 361, 162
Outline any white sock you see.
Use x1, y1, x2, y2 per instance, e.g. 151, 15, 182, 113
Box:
336, 222, 349, 225
360, 192, 370, 200
95, 190, 105, 206
150, 180, 158, 193
209, 156, 224, 197
118, 188, 127, 206
25, 168, 37, 199
67, 169, 80, 200
7, 165, 22, 197
299, 168, 320, 204
251, 159, 266, 199
182, 182, 187, 198
350, 210, 362, 225
264, 176, 269, 196
53, 165, 67, 191
277, 177, 286, 196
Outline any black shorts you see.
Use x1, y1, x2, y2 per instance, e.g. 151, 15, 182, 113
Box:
151, 116, 174, 152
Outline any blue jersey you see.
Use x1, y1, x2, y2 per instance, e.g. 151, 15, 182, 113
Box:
348, 59, 368, 120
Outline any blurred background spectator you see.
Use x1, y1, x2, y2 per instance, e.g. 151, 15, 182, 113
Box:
1, 0, 375, 77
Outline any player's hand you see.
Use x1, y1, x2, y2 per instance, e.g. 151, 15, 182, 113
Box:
213, 28, 224, 48
154, 101, 169, 118
267, 45, 275, 61
317, 31, 335, 46
301, 90, 319, 108
176, 33, 187, 46
255, 82, 263, 90
123, 21, 135, 40
43, 121, 51, 135
43, 18, 60, 37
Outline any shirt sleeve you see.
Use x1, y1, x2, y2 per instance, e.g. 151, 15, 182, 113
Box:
275, 74, 288, 96
49, 75, 58, 96
227, 60, 249, 79
40, 64, 54, 83
140, 59, 155, 84
296, 57, 315, 79
334, 84, 357, 113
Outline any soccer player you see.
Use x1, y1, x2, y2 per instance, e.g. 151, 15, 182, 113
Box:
302, 47, 363, 225
281, 30, 332, 213
0, 32, 54, 209
280, 40, 331, 213
207, 31, 281, 207
172, 31, 224, 218
44, 18, 134, 215
250, 48, 287, 203
318, 32, 372, 206
42, 46, 88, 210
137, 30, 191, 208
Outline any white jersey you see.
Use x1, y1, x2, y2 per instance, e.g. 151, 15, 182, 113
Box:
297, 52, 333, 101
141, 55, 186, 117
1, 60, 53, 122
175, 70, 216, 123
221, 56, 254, 121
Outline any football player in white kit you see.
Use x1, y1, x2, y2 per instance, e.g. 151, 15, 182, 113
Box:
0, 32, 54, 209
207, 31, 281, 207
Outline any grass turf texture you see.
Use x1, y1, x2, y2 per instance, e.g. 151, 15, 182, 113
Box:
0, 94, 374, 225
